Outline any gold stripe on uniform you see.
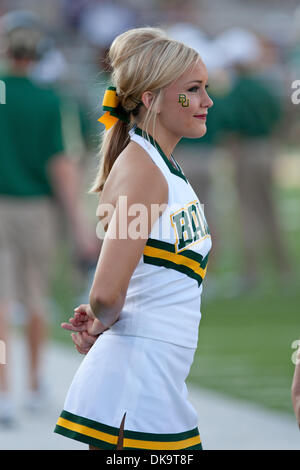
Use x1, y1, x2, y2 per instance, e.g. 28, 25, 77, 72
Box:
123, 435, 201, 450
57, 417, 118, 445
57, 417, 201, 450
143, 245, 208, 279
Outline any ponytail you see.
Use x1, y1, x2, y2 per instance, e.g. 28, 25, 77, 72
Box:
88, 119, 131, 194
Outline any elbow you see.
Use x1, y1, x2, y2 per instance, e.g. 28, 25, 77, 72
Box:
89, 291, 116, 310
89, 290, 125, 326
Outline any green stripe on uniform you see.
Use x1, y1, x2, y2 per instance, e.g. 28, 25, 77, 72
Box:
60, 409, 119, 435
185, 442, 203, 450
54, 410, 202, 450
143, 255, 204, 287
146, 238, 209, 268
124, 425, 200, 442
134, 127, 188, 183
54, 424, 117, 449
146, 238, 176, 253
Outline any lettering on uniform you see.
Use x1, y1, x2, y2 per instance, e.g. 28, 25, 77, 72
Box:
171, 200, 210, 252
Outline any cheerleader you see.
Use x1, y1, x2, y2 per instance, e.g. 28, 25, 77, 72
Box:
54, 26, 213, 450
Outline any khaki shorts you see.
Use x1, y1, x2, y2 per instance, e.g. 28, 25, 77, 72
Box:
0, 196, 58, 314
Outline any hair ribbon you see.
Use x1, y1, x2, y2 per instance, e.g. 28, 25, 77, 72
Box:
98, 86, 130, 130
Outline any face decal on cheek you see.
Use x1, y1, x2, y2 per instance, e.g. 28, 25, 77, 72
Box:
178, 94, 190, 107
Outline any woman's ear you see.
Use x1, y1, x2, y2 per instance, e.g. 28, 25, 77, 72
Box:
141, 91, 160, 113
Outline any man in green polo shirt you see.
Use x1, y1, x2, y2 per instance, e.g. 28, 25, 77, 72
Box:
0, 11, 98, 425
219, 29, 292, 292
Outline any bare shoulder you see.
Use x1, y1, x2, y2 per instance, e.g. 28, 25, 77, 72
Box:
101, 141, 168, 207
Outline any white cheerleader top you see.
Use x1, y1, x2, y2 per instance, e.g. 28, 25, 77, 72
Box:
103, 125, 212, 348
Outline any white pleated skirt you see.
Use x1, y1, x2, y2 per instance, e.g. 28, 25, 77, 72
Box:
54, 333, 202, 450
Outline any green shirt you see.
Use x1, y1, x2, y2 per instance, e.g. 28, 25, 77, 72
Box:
0, 75, 64, 197
221, 74, 282, 137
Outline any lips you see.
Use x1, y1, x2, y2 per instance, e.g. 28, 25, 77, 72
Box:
194, 114, 207, 120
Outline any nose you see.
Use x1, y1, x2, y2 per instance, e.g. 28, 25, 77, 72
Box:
203, 90, 213, 109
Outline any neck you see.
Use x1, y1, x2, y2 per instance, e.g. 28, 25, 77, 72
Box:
136, 121, 180, 161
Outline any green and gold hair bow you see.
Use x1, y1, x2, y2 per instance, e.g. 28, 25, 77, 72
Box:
98, 86, 130, 130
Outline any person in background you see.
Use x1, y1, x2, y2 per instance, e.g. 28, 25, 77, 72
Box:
0, 10, 98, 425
217, 28, 292, 293
286, 5, 300, 142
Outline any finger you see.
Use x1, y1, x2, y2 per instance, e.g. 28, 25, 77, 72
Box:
72, 336, 88, 354
73, 312, 88, 323
68, 318, 84, 329
71, 332, 82, 347
61, 322, 77, 331
72, 332, 89, 350
73, 310, 87, 318
62, 322, 86, 332
74, 304, 89, 313
73, 331, 95, 352
82, 330, 98, 345
77, 331, 92, 349
75, 345, 89, 355
74, 305, 84, 312
70, 315, 87, 327
61, 322, 76, 331
82, 330, 97, 342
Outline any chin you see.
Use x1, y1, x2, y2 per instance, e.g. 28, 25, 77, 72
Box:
184, 125, 207, 139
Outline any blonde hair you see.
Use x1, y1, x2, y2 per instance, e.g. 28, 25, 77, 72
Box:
89, 26, 201, 194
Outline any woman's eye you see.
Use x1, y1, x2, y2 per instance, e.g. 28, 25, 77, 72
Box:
188, 86, 199, 92
188, 84, 209, 92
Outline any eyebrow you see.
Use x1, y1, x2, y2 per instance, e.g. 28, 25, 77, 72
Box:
185, 80, 203, 84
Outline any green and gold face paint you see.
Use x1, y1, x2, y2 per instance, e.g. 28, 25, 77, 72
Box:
178, 94, 190, 107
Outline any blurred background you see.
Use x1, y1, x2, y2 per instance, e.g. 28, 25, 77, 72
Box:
0, 0, 299, 450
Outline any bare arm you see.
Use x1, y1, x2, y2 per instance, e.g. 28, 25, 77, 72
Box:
47, 154, 84, 230
89, 145, 168, 328
47, 154, 98, 260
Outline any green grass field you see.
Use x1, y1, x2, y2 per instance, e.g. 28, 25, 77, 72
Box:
190, 285, 299, 414
51, 153, 300, 416
189, 172, 300, 415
